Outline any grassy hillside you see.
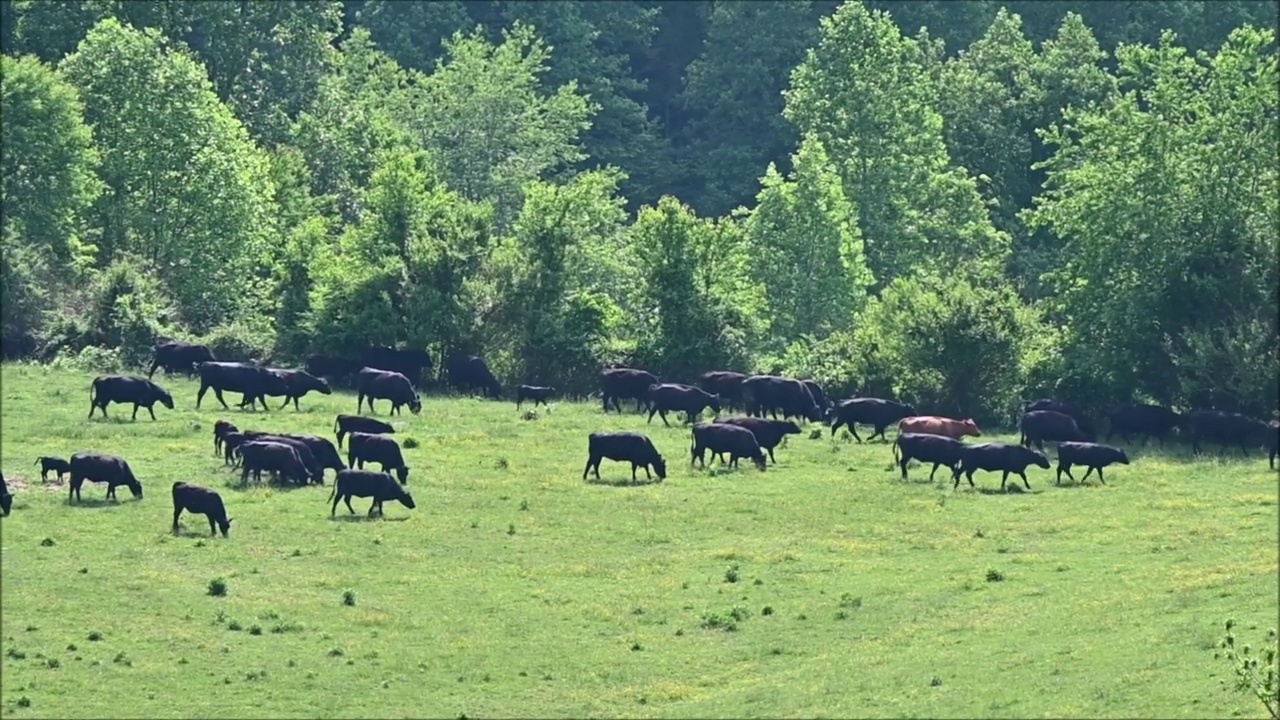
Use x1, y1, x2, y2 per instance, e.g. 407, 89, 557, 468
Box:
0, 363, 1276, 719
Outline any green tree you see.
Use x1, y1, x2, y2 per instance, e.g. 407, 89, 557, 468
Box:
357, 0, 470, 73
8, 0, 104, 62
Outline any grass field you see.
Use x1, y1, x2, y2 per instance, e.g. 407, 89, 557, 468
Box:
0, 362, 1276, 719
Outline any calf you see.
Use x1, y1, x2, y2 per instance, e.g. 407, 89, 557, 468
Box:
601, 368, 660, 413
647, 383, 722, 426
829, 398, 917, 442
955, 443, 1050, 491
334, 414, 395, 448
89, 375, 174, 421
516, 385, 555, 410
691, 422, 767, 471
898, 416, 981, 440
582, 432, 667, 484
1055, 442, 1129, 486
148, 340, 215, 378
213, 420, 239, 457
68, 452, 144, 502
1019, 410, 1087, 452
346, 432, 410, 484
712, 417, 801, 464
1104, 404, 1181, 446
329, 469, 416, 518
356, 367, 422, 415
237, 441, 311, 486
172, 482, 232, 537
893, 433, 966, 482
35, 455, 71, 482
1, 474, 12, 516
1182, 410, 1270, 456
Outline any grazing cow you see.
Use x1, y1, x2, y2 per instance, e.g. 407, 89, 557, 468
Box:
829, 398, 918, 442
1268, 421, 1279, 469
1023, 398, 1096, 440
1104, 404, 1181, 446
237, 441, 312, 486
346, 432, 410, 484
516, 385, 555, 410
1019, 410, 1088, 452
35, 456, 71, 482
955, 443, 1050, 490
360, 346, 434, 387
601, 368, 660, 413
329, 469, 416, 517
196, 362, 289, 411
236, 369, 331, 411
88, 375, 174, 421
898, 416, 982, 440
646, 383, 722, 426
233, 433, 324, 483
68, 452, 143, 502
172, 482, 232, 537
1182, 410, 1270, 456
334, 414, 395, 448
148, 341, 215, 379
741, 375, 823, 422
213, 420, 238, 457
0, 474, 12, 516
698, 371, 748, 411
582, 432, 667, 484
447, 354, 502, 398
1055, 442, 1129, 486
691, 422, 767, 471
221, 431, 250, 466
892, 433, 967, 482
274, 433, 346, 480
712, 417, 801, 464
801, 380, 831, 416
356, 367, 422, 415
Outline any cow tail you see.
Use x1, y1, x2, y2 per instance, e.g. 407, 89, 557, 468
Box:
89, 379, 97, 404
892, 436, 901, 464
333, 417, 340, 435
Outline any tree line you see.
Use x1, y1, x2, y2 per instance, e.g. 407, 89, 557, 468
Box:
1, 0, 1276, 423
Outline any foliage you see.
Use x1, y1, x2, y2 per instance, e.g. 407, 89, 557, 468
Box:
1215, 620, 1279, 719
0, 230, 54, 359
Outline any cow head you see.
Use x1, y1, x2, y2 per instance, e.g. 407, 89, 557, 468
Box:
903, 404, 919, 418
1027, 449, 1051, 469
804, 404, 824, 423
751, 453, 767, 471
217, 517, 233, 537
962, 419, 982, 438
397, 490, 416, 510
778, 421, 802, 436
308, 374, 332, 395
408, 396, 423, 415
651, 456, 668, 481
1115, 448, 1131, 465
394, 466, 410, 485
127, 480, 144, 499
157, 388, 175, 410
708, 394, 722, 416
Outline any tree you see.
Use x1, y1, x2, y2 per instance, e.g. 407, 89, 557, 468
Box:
357, 0, 470, 72
8, 0, 104, 62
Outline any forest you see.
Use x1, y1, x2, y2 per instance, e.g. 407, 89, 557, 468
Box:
1, 0, 1276, 424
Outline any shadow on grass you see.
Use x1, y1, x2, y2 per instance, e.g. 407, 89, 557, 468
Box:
327, 513, 411, 523
66, 497, 126, 508
584, 476, 663, 488
173, 527, 217, 539
971, 485, 1038, 496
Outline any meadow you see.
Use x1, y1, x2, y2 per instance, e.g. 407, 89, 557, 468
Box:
0, 362, 1276, 719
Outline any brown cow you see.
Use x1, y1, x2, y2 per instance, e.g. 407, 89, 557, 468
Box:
898, 416, 982, 440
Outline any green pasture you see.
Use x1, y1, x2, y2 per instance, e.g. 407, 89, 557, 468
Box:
0, 363, 1276, 718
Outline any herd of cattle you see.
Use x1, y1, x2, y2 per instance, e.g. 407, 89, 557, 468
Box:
0, 341, 1277, 534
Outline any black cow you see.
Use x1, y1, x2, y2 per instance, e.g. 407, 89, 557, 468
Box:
1, 474, 12, 516
329, 469, 416, 518
1019, 410, 1088, 452
346, 432, 410, 484
1268, 421, 1279, 469
172, 482, 232, 537
516, 385, 555, 410
238, 441, 311, 486
1182, 410, 1270, 456
601, 368, 660, 413
236, 369, 331, 411
698, 371, 747, 411
742, 375, 823, 422
691, 422, 767, 471
893, 433, 966, 482
35, 455, 71, 482
274, 433, 346, 480
233, 433, 324, 483
1023, 398, 1096, 440
955, 443, 1050, 490
333, 414, 395, 448
802, 380, 831, 416
196, 362, 289, 411
68, 452, 143, 502
148, 341, 215, 379
360, 346, 434, 386
582, 431, 667, 483
713, 417, 801, 464
356, 368, 422, 415
213, 420, 238, 456
88, 375, 174, 421
829, 398, 918, 442
305, 354, 361, 381
1055, 442, 1129, 486
447, 354, 502, 398
647, 384, 722, 426
1104, 404, 1181, 446
221, 431, 250, 466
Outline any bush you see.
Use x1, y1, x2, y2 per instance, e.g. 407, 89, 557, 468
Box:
0, 233, 55, 359
199, 319, 276, 365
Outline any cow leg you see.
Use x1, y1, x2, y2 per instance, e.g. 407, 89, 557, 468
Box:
147, 361, 159, 379
368, 399, 378, 414
1000, 470, 1009, 490
643, 465, 653, 481
767, 446, 777, 464
208, 516, 217, 536
196, 383, 209, 409
331, 493, 341, 516
172, 507, 182, 534
660, 410, 671, 427
344, 496, 356, 514
582, 457, 594, 480
279, 396, 292, 410
88, 400, 98, 419
634, 397, 644, 413
133, 403, 143, 420
1018, 471, 1031, 490
147, 405, 157, 421
1094, 467, 1106, 485
630, 463, 639, 484
646, 406, 657, 424
849, 426, 863, 443
213, 388, 230, 410
928, 462, 942, 482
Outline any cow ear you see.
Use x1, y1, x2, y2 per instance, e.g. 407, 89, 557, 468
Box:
226, 518, 234, 525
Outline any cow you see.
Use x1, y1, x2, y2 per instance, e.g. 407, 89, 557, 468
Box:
213, 420, 238, 457
88, 375, 174, 421
35, 456, 71, 483
1055, 442, 1129, 486
1269, 421, 1279, 470
1104, 404, 1181, 446
741, 375, 823, 423
237, 441, 312, 486
516, 385, 555, 410
356, 367, 422, 415
898, 416, 982, 440
646, 383, 722, 426
359, 345, 434, 387
304, 354, 361, 382
892, 433, 967, 482
0, 474, 12, 516
954, 443, 1050, 491
334, 414, 395, 448
712, 417, 802, 464
1019, 410, 1088, 452
829, 398, 918, 442
1181, 410, 1270, 456
232, 433, 324, 483
220, 431, 250, 466
273, 433, 346, 480
582, 432, 667, 484
691, 422, 767, 471
329, 469, 416, 518
1023, 398, 1096, 440
148, 341, 215, 379
68, 452, 143, 502
802, 380, 831, 417
447, 354, 502, 398
698, 371, 748, 412
346, 432, 410, 484
196, 362, 289, 411
236, 369, 331, 411
601, 368, 659, 413
172, 482, 232, 537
